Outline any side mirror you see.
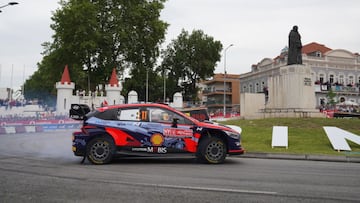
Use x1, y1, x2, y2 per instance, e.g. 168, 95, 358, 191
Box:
171, 118, 179, 128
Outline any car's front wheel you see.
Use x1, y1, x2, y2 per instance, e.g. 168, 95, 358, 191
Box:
87, 136, 115, 164
197, 136, 227, 164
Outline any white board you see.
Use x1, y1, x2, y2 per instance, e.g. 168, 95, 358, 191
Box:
271, 126, 288, 148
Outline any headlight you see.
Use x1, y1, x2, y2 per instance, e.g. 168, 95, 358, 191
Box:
224, 130, 240, 140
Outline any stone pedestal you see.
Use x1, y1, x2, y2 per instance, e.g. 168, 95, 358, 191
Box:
267, 64, 315, 110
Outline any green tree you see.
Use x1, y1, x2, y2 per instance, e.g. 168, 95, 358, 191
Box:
326, 87, 337, 108
24, 0, 168, 105
160, 29, 222, 102
120, 0, 168, 102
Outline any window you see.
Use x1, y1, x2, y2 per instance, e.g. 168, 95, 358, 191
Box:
339, 75, 344, 85
349, 75, 354, 85
96, 108, 120, 121
319, 73, 324, 84
148, 107, 192, 125
113, 108, 141, 121
329, 74, 334, 84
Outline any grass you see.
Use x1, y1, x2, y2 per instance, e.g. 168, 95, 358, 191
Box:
220, 117, 360, 156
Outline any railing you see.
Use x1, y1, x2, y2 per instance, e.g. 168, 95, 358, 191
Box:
203, 88, 232, 94
314, 84, 359, 94
206, 100, 231, 105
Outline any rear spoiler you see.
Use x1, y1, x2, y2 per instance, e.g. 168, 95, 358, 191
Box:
69, 104, 91, 120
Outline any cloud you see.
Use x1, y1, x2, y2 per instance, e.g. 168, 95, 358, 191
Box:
1, 0, 359, 90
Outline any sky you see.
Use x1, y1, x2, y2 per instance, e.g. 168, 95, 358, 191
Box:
1, 0, 359, 90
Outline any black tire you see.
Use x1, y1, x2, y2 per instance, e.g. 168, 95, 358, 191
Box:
86, 136, 115, 164
197, 136, 227, 164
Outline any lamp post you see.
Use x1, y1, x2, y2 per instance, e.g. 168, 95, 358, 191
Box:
163, 69, 167, 103
0, 2, 18, 12
223, 44, 234, 118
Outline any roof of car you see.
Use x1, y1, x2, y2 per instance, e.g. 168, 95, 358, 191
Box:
96, 103, 199, 123
97, 103, 170, 111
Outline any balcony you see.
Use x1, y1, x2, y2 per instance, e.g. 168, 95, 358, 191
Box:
203, 88, 232, 95
314, 84, 360, 95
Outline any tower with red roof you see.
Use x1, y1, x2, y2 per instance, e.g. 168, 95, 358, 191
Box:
56, 65, 75, 115
105, 68, 123, 105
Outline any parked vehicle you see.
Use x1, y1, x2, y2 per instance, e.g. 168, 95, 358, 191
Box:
70, 103, 244, 164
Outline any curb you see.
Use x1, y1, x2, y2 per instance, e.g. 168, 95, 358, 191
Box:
242, 152, 360, 163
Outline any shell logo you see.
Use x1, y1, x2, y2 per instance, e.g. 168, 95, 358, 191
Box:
150, 133, 164, 146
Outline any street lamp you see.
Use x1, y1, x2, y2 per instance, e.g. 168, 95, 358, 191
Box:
223, 44, 234, 118
0, 2, 18, 12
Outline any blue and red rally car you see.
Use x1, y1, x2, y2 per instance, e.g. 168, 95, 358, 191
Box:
70, 103, 244, 164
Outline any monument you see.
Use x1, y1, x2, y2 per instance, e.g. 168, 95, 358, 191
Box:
266, 26, 316, 114
287, 25, 302, 65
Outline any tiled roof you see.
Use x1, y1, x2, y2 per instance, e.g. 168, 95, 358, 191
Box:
302, 42, 332, 55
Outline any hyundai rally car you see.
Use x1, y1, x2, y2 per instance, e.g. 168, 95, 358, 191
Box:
70, 103, 244, 164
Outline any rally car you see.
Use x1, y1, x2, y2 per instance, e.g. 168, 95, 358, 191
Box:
70, 103, 244, 164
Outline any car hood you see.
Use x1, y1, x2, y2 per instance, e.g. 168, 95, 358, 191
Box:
197, 121, 242, 134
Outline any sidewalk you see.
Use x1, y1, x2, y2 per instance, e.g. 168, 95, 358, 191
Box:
242, 152, 360, 163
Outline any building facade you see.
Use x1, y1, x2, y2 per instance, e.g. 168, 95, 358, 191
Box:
201, 73, 240, 117
240, 42, 360, 109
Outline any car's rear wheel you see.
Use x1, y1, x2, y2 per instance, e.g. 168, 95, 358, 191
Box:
197, 136, 227, 164
87, 136, 115, 164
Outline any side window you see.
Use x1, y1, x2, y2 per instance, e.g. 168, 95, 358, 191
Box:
149, 107, 193, 125
149, 108, 171, 123
96, 108, 118, 120
117, 108, 146, 121
173, 112, 190, 125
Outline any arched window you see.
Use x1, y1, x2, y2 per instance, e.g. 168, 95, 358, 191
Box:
319, 73, 325, 84
329, 74, 334, 84
348, 75, 354, 85
339, 75, 344, 85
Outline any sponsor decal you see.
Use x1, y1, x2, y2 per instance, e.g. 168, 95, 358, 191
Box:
132, 148, 148, 152
150, 133, 164, 146
163, 128, 193, 138
131, 147, 167, 153
147, 147, 167, 153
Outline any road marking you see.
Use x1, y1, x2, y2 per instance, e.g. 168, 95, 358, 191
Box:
107, 180, 278, 195
153, 183, 278, 195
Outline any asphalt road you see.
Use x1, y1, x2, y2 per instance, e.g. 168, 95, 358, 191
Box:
0, 131, 359, 203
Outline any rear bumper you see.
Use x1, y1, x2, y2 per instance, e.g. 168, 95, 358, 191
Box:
72, 131, 87, 156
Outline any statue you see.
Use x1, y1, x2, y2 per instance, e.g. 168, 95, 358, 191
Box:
287, 25, 302, 65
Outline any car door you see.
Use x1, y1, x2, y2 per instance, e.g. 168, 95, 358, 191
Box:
142, 107, 196, 153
